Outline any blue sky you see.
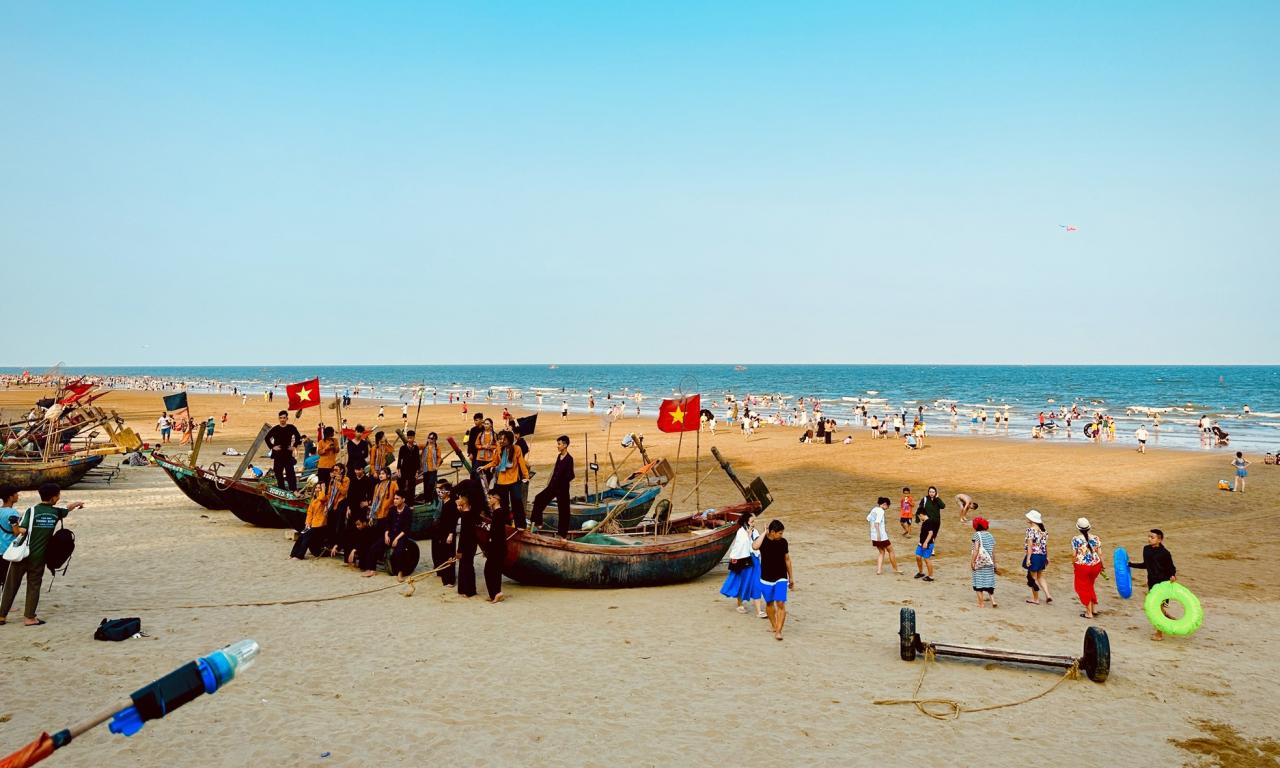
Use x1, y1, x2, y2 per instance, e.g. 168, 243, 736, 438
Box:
2, 2, 1276, 365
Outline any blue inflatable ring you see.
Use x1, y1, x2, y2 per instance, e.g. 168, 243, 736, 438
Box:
1113, 547, 1132, 599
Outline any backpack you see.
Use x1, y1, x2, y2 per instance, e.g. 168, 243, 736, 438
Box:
94, 617, 142, 641
46, 519, 75, 575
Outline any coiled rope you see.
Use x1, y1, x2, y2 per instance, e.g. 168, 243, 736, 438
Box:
873, 643, 1081, 721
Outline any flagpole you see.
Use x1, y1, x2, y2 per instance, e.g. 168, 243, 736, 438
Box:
413, 380, 424, 433
695, 423, 700, 514
670, 427, 684, 524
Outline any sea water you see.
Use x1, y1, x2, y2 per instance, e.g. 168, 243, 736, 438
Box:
3, 365, 1277, 453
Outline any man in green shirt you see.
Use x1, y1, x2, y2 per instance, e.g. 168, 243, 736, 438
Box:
0, 482, 83, 626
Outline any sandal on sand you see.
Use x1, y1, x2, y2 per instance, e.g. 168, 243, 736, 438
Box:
1026, 600, 1040, 604
25, 619, 46, 627
757, 610, 768, 619
736, 606, 747, 614
1046, 597, 1054, 604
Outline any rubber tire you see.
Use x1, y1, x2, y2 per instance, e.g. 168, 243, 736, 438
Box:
1113, 547, 1133, 599
1082, 626, 1110, 683
900, 607, 917, 661
388, 539, 421, 577
1144, 581, 1204, 636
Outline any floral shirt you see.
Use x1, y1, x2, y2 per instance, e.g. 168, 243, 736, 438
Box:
1024, 527, 1048, 556
1071, 534, 1102, 566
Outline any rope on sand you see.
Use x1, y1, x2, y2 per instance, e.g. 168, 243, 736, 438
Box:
91, 558, 460, 612
872, 644, 1081, 721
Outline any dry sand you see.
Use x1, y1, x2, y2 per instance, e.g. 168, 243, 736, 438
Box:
1, 388, 1278, 767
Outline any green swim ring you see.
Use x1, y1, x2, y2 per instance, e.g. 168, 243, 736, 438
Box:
1144, 581, 1203, 636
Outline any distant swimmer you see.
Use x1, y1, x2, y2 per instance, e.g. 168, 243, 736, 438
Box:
1059, 224, 1079, 232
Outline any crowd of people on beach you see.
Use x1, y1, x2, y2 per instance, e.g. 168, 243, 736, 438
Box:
858, 486, 1183, 640
273, 410, 580, 606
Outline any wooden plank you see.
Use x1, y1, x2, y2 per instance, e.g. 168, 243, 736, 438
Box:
189, 424, 206, 467
931, 643, 1076, 668
232, 424, 270, 479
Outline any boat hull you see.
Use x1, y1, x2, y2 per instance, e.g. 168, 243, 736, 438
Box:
0, 454, 104, 490
153, 452, 237, 510
225, 479, 291, 529
488, 501, 756, 588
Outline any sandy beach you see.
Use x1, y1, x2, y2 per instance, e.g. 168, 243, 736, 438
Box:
2, 388, 1277, 767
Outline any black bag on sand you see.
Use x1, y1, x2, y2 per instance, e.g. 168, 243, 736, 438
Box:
95, 617, 142, 641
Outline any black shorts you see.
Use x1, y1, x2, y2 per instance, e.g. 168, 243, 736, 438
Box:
972, 586, 995, 594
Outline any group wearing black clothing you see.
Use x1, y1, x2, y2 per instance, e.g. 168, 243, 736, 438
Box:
341, 467, 374, 562
346, 432, 369, 473
432, 484, 460, 587
273, 416, 580, 605
265, 412, 304, 491
530, 436, 576, 537
397, 433, 422, 503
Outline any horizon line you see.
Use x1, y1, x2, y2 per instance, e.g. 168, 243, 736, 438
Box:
4, 362, 1279, 369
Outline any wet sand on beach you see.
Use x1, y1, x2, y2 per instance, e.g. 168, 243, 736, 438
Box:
1, 388, 1276, 766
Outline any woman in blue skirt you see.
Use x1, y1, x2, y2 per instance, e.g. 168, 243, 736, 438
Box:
719, 510, 766, 617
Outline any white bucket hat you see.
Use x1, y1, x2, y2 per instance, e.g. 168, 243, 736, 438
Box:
1076, 517, 1091, 530
1025, 509, 1043, 525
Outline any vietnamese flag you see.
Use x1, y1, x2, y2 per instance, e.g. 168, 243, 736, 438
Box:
657, 394, 700, 433
59, 381, 93, 405
286, 377, 321, 411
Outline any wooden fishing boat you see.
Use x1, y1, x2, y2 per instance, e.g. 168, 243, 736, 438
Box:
153, 451, 239, 510
543, 485, 662, 532
481, 502, 755, 588
0, 454, 105, 490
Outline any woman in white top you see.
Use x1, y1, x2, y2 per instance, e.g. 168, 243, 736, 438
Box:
718, 511, 765, 617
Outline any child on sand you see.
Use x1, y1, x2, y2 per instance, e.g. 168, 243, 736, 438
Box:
1127, 529, 1177, 640
914, 487, 944, 581
899, 487, 914, 537
867, 498, 902, 575
753, 519, 794, 641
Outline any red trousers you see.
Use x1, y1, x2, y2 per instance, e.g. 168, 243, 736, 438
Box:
1073, 561, 1103, 606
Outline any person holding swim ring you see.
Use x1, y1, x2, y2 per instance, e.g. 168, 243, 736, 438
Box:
1128, 529, 1177, 641
1071, 518, 1104, 619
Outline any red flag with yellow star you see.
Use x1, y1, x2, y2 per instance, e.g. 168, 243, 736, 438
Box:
657, 394, 700, 433
286, 377, 321, 411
